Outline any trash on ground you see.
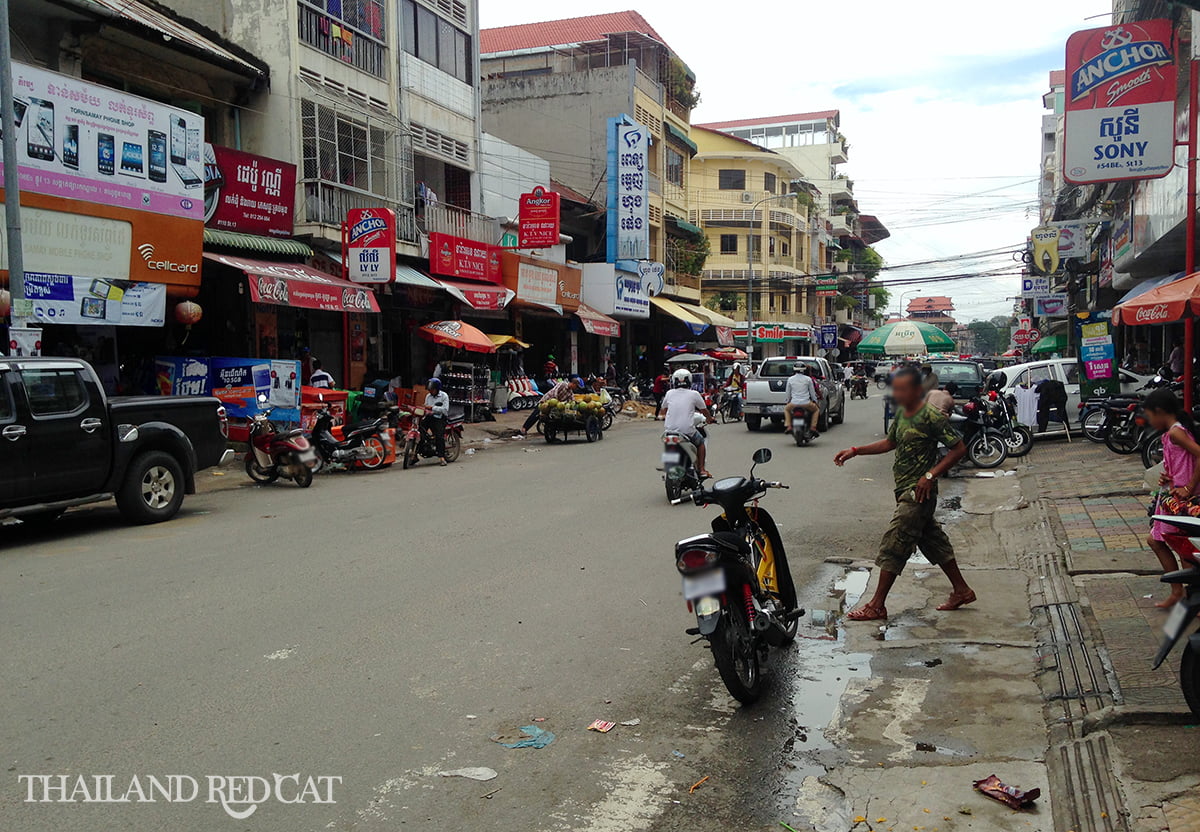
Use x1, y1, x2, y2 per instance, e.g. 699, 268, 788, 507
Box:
620, 718, 641, 726
858, 478, 874, 482
465, 714, 478, 719
587, 720, 616, 733
779, 823, 801, 832
492, 725, 555, 749
689, 776, 709, 794
466, 448, 476, 455
671, 750, 686, 759
533, 716, 548, 722
438, 767, 498, 782
973, 775, 1040, 809
481, 787, 502, 799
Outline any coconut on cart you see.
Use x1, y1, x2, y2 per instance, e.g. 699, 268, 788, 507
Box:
538, 394, 607, 443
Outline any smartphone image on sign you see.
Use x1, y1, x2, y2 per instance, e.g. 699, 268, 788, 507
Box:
80, 296, 107, 320
2, 97, 28, 141
147, 129, 167, 183
63, 124, 78, 170
120, 141, 144, 177
88, 279, 125, 302
97, 132, 115, 175
26, 97, 54, 161
169, 114, 186, 165
186, 128, 201, 163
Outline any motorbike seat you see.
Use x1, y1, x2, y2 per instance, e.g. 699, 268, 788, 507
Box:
711, 531, 748, 553
279, 428, 305, 439
344, 420, 381, 437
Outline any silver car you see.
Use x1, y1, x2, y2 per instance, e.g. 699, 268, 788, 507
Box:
993, 358, 1150, 434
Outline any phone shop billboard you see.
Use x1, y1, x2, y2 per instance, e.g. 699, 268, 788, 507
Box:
3, 61, 205, 221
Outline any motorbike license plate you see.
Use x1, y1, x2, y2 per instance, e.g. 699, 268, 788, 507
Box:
1163, 601, 1190, 639
682, 571, 726, 600
661, 451, 677, 465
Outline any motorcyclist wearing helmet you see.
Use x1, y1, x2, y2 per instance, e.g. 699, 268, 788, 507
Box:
662, 368, 713, 477
422, 378, 451, 466
784, 362, 821, 437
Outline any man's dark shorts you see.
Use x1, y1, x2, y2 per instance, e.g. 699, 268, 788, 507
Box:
876, 489, 955, 574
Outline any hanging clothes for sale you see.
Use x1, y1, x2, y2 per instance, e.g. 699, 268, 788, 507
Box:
1013, 385, 1039, 427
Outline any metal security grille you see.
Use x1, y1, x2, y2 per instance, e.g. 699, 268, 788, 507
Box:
300, 98, 417, 241
297, 0, 388, 79
409, 122, 470, 165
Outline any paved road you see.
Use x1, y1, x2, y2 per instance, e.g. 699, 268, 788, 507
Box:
0, 393, 899, 832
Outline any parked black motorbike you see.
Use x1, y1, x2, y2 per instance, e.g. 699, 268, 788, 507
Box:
984, 391, 1032, 457
954, 398, 1009, 468
310, 403, 391, 472
1149, 514, 1200, 717
672, 449, 802, 704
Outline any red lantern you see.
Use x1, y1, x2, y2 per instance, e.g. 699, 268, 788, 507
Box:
0, 288, 10, 318
174, 300, 203, 326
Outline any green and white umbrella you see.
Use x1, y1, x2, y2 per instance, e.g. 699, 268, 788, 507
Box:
857, 321, 955, 356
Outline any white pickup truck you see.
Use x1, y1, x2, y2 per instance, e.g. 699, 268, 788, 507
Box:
743, 356, 845, 432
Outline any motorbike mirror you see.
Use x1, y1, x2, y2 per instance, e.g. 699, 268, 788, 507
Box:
257, 393, 268, 403
752, 448, 772, 465
1154, 375, 1164, 384
666, 465, 687, 482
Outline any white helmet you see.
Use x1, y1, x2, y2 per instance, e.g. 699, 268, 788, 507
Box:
671, 368, 692, 388
732, 363, 742, 373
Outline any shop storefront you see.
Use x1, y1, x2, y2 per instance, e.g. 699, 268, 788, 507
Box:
581, 263, 650, 373
731, 323, 814, 359
499, 251, 583, 374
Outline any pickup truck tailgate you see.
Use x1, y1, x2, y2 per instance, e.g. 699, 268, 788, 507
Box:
109, 395, 228, 470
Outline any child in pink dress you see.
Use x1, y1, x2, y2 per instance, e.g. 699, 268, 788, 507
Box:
1145, 389, 1200, 608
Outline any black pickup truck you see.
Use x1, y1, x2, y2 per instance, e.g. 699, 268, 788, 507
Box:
0, 357, 230, 525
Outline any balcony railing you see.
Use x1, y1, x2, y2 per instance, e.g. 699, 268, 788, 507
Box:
420, 202, 499, 246
633, 68, 663, 102
298, 1, 388, 79
302, 180, 418, 242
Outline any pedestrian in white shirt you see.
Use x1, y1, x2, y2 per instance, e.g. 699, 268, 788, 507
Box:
309, 359, 334, 389
784, 363, 821, 436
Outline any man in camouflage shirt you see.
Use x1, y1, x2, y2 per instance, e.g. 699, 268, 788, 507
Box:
833, 367, 977, 620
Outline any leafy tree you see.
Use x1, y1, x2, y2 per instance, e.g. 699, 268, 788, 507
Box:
968, 319, 1009, 355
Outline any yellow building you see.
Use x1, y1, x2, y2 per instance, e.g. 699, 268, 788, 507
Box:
689, 127, 818, 355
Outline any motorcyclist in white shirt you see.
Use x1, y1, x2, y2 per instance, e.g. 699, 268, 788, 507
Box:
784, 363, 821, 437
661, 369, 713, 477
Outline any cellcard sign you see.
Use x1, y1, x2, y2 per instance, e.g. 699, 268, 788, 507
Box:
607, 117, 649, 262
5, 61, 205, 220
1064, 20, 1176, 184
344, 208, 396, 284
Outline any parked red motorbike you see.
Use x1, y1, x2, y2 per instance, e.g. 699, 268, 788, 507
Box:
245, 408, 318, 487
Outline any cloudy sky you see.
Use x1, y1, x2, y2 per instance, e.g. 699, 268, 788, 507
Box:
480, 0, 1111, 322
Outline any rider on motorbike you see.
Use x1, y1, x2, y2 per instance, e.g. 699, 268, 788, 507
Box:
421, 378, 450, 466
783, 363, 820, 437
662, 368, 713, 477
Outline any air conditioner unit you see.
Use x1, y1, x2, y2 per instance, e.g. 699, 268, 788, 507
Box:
741, 192, 754, 203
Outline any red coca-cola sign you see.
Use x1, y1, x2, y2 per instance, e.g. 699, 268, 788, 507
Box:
1134, 302, 1171, 323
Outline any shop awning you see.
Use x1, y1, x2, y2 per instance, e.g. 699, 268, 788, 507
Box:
1031, 333, 1068, 354
488, 334, 532, 349
436, 278, 515, 311
1114, 271, 1200, 326
650, 296, 710, 336
203, 253, 380, 313
326, 253, 444, 289
203, 228, 313, 257
665, 122, 699, 156
575, 304, 621, 337
1116, 271, 1186, 305
685, 303, 739, 328
667, 215, 704, 238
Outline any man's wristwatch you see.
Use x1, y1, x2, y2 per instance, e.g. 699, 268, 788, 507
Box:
924, 471, 935, 481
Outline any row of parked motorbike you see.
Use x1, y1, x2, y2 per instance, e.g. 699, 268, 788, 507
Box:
243, 397, 463, 487
1073, 371, 1184, 469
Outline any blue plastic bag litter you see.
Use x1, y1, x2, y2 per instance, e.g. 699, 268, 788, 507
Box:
494, 725, 555, 749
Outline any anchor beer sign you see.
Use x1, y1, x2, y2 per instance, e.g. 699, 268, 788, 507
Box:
1064, 19, 1176, 185
344, 208, 396, 284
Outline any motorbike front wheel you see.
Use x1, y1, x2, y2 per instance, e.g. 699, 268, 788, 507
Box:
968, 433, 1008, 469
1181, 644, 1200, 718
1005, 426, 1034, 458
710, 600, 764, 705
294, 463, 313, 488
1081, 408, 1107, 443
1142, 431, 1165, 469
602, 410, 615, 430
245, 456, 278, 483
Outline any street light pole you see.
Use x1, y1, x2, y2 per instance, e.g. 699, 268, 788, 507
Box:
746, 191, 799, 360
0, 0, 25, 333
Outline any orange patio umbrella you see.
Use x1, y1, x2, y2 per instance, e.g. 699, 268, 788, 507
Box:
418, 320, 497, 353
1113, 271, 1200, 410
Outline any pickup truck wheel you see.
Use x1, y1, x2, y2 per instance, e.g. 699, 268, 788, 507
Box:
832, 401, 845, 425
745, 415, 762, 432
117, 451, 185, 524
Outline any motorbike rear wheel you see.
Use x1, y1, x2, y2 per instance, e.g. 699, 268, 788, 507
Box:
245, 456, 278, 483
1105, 427, 1141, 455
294, 463, 313, 488
968, 433, 1008, 469
1142, 431, 1165, 469
444, 431, 462, 462
602, 410, 614, 430
1181, 644, 1200, 718
665, 476, 683, 503
711, 599, 764, 705
1005, 426, 1034, 458
359, 437, 386, 470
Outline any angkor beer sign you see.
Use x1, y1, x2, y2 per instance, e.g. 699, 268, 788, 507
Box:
518, 186, 560, 248
1064, 20, 1176, 184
